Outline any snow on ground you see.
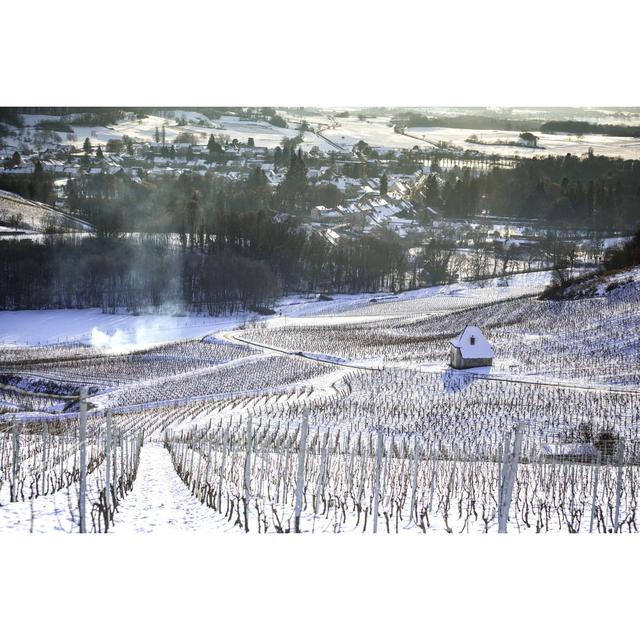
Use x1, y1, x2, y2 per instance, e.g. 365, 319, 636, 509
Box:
0, 453, 105, 533
601, 236, 633, 249
406, 126, 640, 160
36, 112, 336, 152
0, 271, 559, 348
592, 266, 640, 295
204, 115, 331, 152
111, 443, 238, 533
0, 485, 80, 533
0, 309, 258, 348
406, 270, 555, 298
274, 271, 556, 321
321, 116, 434, 151
0, 295, 390, 348
8, 110, 640, 160
0, 189, 92, 233
274, 292, 387, 318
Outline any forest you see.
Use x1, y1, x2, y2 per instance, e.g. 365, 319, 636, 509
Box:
0, 238, 281, 313
540, 121, 640, 137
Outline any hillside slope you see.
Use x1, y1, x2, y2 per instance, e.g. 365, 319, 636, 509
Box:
542, 265, 640, 300
0, 189, 93, 233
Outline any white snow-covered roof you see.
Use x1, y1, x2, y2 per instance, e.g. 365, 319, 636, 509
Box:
450, 325, 494, 359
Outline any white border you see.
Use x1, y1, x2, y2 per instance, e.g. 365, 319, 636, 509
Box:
2, 1, 639, 635
2, 0, 639, 105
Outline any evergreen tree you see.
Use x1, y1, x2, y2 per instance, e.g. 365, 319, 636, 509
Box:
274, 146, 283, 169
207, 134, 223, 157
247, 166, 268, 190
83, 137, 92, 154
380, 173, 388, 196
96, 145, 104, 160
155, 126, 160, 143
278, 148, 308, 210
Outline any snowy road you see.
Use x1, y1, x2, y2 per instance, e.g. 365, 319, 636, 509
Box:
112, 443, 235, 533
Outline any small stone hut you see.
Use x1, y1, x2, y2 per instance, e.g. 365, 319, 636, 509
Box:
449, 325, 494, 369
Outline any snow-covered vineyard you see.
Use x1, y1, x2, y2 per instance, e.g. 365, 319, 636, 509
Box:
1, 270, 640, 534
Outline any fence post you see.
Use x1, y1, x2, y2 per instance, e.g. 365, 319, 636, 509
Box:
283, 446, 291, 504
78, 387, 88, 534
120, 426, 124, 483
205, 428, 213, 490
373, 429, 384, 534
11, 423, 19, 503
243, 415, 253, 533
408, 436, 421, 524
589, 451, 601, 533
497, 431, 510, 511
315, 442, 328, 516
105, 409, 112, 530
498, 423, 523, 534
294, 412, 309, 533
218, 427, 228, 513
614, 440, 625, 533
41, 423, 48, 496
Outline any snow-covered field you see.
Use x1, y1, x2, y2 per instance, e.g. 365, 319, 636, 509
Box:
6, 109, 640, 159
319, 115, 435, 151
6, 111, 335, 153
0, 308, 250, 348
406, 126, 640, 160
0, 272, 554, 347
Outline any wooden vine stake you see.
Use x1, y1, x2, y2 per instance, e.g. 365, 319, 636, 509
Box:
294, 410, 309, 533
497, 423, 523, 534
78, 387, 88, 534
218, 426, 228, 513
105, 409, 112, 530
614, 440, 625, 533
11, 422, 19, 503
589, 451, 601, 533
409, 435, 420, 525
373, 429, 384, 534
243, 415, 253, 532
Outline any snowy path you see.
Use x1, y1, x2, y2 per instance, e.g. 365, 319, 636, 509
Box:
112, 443, 236, 533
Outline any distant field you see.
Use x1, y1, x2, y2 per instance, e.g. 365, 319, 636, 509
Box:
5, 109, 640, 159
407, 126, 640, 160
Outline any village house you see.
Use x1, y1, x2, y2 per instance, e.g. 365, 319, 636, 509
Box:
449, 325, 494, 369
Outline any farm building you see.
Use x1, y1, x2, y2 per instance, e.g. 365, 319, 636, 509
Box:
449, 325, 494, 369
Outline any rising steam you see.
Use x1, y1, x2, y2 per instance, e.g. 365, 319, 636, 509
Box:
90, 316, 183, 354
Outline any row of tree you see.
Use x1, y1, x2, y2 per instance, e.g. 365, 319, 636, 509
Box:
0, 168, 55, 205
415, 154, 640, 229
0, 238, 280, 313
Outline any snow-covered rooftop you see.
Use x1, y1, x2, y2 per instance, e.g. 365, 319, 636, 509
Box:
450, 325, 494, 359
